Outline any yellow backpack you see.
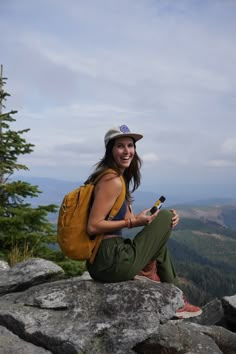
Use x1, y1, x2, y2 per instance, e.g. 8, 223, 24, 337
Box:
57, 169, 126, 264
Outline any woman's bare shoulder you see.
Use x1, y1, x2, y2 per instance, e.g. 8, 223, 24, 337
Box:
96, 172, 122, 193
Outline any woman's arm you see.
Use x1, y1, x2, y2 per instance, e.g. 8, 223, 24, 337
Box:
87, 173, 161, 235
87, 174, 127, 235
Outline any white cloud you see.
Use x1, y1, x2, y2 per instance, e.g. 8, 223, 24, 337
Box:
1, 0, 236, 190
142, 153, 160, 163
207, 159, 236, 168
221, 138, 236, 155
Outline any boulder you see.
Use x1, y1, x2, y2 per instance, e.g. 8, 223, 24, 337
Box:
0, 325, 51, 354
0, 258, 235, 354
0, 261, 9, 271
221, 295, 236, 332
0, 274, 182, 353
0, 258, 64, 295
134, 321, 224, 354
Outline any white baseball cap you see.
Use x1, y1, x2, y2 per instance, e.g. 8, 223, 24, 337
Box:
104, 125, 143, 147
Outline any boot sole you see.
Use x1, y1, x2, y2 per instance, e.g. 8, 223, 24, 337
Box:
175, 309, 202, 319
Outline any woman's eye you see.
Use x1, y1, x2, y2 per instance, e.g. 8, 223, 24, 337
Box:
115, 143, 133, 148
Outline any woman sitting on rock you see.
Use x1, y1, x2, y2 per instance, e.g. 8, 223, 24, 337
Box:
86, 124, 202, 319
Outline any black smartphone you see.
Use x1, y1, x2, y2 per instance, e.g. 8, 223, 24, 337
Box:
148, 196, 166, 215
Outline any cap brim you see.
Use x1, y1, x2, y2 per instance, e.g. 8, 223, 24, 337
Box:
111, 133, 143, 142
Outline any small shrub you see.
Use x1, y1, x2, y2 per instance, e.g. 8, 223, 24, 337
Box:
8, 242, 34, 266
57, 259, 86, 277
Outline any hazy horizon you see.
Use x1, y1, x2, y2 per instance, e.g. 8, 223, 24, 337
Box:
14, 174, 236, 207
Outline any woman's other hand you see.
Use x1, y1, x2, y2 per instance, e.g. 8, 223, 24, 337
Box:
170, 209, 179, 228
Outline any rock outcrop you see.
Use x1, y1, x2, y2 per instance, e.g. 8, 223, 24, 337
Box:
0, 258, 235, 354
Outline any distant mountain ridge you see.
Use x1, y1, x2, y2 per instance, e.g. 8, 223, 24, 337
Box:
13, 175, 236, 209
176, 205, 236, 230
12, 176, 236, 230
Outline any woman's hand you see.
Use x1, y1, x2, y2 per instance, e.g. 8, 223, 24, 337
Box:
170, 209, 179, 228
132, 208, 159, 227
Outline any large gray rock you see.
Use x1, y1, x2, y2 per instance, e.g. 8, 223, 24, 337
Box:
135, 321, 224, 354
0, 258, 64, 296
222, 295, 236, 332
0, 261, 9, 271
0, 325, 52, 354
194, 323, 236, 354
0, 275, 183, 354
135, 321, 236, 353
0, 258, 235, 353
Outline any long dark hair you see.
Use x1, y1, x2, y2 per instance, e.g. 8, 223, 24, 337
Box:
85, 138, 142, 202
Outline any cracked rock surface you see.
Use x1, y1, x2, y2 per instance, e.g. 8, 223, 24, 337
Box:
0, 258, 235, 354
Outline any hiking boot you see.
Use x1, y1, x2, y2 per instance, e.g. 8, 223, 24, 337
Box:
134, 260, 161, 283
175, 295, 202, 319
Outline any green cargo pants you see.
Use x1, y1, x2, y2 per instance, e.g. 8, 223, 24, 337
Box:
87, 209, 177, 284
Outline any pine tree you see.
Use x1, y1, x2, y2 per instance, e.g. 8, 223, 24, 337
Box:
0, 66, 57, 263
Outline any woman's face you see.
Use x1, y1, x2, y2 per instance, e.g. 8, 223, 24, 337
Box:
112, 137, 135, 172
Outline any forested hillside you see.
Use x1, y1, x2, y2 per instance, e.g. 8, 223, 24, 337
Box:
169, 204, 236, 306
169, 225, 236, 306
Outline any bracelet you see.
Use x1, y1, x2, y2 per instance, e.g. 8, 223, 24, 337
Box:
124, 218, 130, 228
124, 218, 133, 228
129, 218, 133, 228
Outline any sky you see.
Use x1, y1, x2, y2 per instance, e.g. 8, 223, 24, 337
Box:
1, 0, 236, 197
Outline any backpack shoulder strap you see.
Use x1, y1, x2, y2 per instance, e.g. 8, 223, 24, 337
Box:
108, 174, 126, 220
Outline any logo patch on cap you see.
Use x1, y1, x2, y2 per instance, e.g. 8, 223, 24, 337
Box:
119, 125, 131, 133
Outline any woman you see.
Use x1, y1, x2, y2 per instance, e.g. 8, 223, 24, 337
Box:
86, 124, 202, 319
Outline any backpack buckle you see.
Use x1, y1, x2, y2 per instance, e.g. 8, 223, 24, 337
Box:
62, 203, 67, 212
